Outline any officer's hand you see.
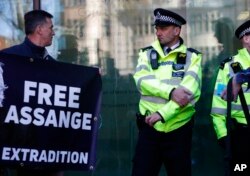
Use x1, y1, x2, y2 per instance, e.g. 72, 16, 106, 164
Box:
221, 76, 241, 102
220, 89, 227, 101
232, 76, 241, 102
171, 87, 192, 107
145, 113, 162, 126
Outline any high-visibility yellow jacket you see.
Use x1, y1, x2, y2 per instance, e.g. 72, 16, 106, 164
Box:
133, 39, 202, 133
211, 48, 250, 139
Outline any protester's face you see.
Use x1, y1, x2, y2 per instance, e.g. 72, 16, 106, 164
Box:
39, 18, 55, 47
155, 25, 180, 47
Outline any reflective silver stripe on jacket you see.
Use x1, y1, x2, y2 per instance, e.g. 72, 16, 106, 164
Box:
211, 107, 227, 115
146, 48, 153, 61
141, 94, 196, 106
137, 75, 156, 92
213, 88, 250, 96
141, 95, 168, 104
182, 51, 201, 87
185, 70, 201, 89
211, 104, 250, 115
161, 79, 181, 86
184, 50, 192, 72
136, 64, 150, 72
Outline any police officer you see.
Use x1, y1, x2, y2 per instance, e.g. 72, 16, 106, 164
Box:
211, 20, 250, 175
132, 8, 202, 176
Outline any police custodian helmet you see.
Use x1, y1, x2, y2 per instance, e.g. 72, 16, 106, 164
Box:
235, 20, 250, 39
153, 8, 186, 27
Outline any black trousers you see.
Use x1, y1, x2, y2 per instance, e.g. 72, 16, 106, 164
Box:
227, 125, 250, 176
132, 119, 193, 176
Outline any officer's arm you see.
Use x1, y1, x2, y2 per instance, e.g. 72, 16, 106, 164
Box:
170, 87, 192, 107
156, 51, 202, 122
210, 68, 228, 139
133, 50, 175, 100
221, 76, 241, 102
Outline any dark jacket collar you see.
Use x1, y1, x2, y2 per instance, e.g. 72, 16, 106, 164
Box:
24, 37, 46, 56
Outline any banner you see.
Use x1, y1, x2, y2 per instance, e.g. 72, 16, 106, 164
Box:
0, 53, 102, 171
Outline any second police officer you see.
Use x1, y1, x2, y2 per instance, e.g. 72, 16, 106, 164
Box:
211, 20, 250, 175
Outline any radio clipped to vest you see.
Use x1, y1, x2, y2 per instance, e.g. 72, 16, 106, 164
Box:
172, 53, 186, 70
150, 50, 159, 70
230, 62, 243, 73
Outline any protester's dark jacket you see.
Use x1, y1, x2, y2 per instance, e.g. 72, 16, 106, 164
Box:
0, 37, 54, 61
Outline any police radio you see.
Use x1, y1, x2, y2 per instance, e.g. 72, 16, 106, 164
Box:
150, 50, 159, 70
230, 62, 242, 73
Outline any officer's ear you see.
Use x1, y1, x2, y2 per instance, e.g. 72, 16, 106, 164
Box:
242, 35, 250, 44
173, 26, 181, 36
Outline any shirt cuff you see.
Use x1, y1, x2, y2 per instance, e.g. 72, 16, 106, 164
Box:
169, 88, 175, 100
156, 111, 165, 123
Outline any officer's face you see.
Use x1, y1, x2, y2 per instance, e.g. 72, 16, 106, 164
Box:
242, 34, 250, 49
155, 25, 180, 47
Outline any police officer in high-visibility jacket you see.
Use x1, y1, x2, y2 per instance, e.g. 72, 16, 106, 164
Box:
211, 20, 250, 175
132, 8, 202, 176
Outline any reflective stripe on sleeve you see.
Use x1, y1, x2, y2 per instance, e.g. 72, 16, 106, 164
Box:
211, 104, 250, 115
161, 79, 181, 86
141, 95, 167, 104
185, 70, 201, 88
211, 107, 227, 115
135, 64, 150, 72
137, 75, 156, 92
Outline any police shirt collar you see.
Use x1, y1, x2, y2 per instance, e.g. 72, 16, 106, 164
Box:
163, 38, 183, 51
164, 41, 179, 52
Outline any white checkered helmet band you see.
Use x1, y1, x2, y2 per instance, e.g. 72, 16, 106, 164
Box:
155, 12, 182, 26
239, 27, 250, 38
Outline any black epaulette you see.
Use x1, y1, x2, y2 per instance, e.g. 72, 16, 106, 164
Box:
187, 48, 201, 55
219, 57, 232, 70
140, 46, 153, 52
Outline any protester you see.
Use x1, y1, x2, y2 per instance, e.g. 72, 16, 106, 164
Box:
0, 9, 63, 176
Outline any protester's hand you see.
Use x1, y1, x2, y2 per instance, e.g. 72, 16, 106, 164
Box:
145, 113, 162, 126
171, 87, 192, 107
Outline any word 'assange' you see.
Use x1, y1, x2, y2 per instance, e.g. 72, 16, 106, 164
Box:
4, 81, 92, 130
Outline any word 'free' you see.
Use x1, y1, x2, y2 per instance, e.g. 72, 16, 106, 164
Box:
24, 81, 81, 109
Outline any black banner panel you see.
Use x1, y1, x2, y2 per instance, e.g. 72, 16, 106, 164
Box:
0, 53, 102, 171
